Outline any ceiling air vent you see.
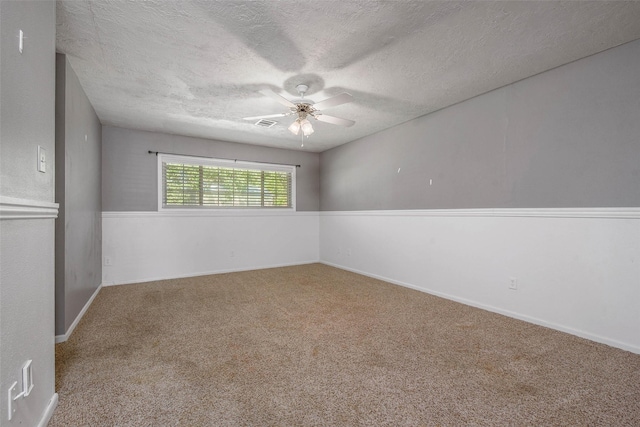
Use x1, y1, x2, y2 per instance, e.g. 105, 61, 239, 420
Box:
255, 119, 277, 128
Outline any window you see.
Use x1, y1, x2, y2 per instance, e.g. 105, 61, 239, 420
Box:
158, 154, 295, 210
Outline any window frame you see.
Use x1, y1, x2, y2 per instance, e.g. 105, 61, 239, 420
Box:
157, 153, 296, 212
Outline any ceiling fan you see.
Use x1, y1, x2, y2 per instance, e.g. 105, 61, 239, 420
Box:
244, 84, 355, 137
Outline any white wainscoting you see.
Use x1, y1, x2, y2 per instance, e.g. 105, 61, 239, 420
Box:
102, 211, 320, 285
319, 208, 640, 354
1, 196, 59, 426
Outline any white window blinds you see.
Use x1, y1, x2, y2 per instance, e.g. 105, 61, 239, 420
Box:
160, 155, 294, 209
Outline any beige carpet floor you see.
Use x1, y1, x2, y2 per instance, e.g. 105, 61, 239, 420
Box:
51, 264, 640, 426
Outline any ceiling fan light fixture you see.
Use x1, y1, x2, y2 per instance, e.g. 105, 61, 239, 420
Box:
300, 118, 314, 136
288, 119, 301, 135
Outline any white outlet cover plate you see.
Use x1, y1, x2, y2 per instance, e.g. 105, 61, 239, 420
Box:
8, 381, 18, 421
22, 360, 33, 397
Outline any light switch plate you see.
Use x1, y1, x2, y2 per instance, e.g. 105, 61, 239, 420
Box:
37, 146, 46, 173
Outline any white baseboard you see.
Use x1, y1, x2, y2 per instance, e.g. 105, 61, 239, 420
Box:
320, 261, 640, 355
55, 284, 102, 343
37, 393, 58, 427
102, 260, 320, 286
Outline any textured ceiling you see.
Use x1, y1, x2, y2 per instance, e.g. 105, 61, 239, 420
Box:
56, 1, 640, 152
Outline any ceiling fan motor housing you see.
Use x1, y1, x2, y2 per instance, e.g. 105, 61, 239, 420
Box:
294, 103, 316, 120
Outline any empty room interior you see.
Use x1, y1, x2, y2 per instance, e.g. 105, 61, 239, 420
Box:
2, 1, 640, 425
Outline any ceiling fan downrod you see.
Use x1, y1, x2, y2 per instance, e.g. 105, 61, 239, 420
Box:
295, 84, 309, 99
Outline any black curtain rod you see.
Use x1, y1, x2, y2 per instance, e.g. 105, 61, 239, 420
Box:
148, 150, 301, 168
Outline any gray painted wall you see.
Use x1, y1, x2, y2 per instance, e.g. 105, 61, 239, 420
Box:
1, 1, 55, 202
0, 0, 57, 424
102, 126, 321, 211
320, 39, 640, 211
55, 54, 102, 336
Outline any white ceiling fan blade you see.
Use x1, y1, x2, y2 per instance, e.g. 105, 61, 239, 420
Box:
259, 89, 296, 109
315, 114, 355, 127
313, 93, 353, 110
243, 113, 290, 121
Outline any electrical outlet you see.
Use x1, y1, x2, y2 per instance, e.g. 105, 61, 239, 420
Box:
7, 381, 18, 421
104, 256, 112, 266
22, 360, 33, 397
509, 277, 518, 290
